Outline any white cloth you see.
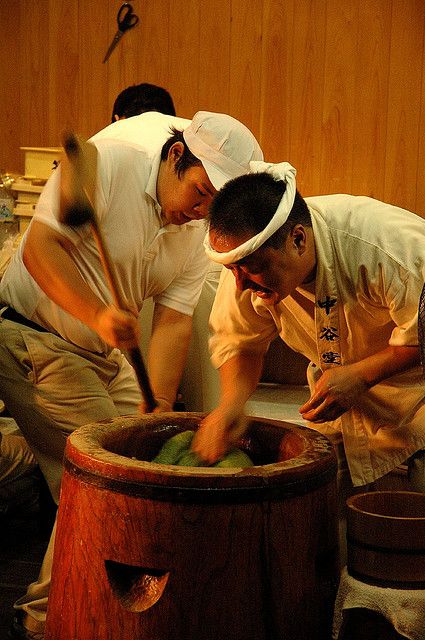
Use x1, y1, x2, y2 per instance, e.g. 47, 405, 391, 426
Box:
0, 113, 210, 353
204, 161, 296, 263
333, 567, 425, 640
209, 194, 425, 486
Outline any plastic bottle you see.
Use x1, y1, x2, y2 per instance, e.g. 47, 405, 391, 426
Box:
0, 173, 19, 255
0, 173, 15, 221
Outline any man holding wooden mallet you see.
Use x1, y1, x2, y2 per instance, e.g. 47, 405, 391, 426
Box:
0, 110, 262, 640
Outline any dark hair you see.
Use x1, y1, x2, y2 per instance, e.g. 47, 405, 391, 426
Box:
160, 127, 202, 178
111, 83, 176, 122
209, 172, 311, 249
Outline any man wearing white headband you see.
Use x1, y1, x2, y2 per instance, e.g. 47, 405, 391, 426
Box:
0, 109, 263, 640
193, 164, 425, 502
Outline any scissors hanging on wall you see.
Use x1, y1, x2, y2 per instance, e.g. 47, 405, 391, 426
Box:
103, 3, 139, 63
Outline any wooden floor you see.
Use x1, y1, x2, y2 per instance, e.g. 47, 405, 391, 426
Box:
0, 494, 55, 638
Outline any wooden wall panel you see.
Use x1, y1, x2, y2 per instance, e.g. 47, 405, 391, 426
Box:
47, 0, 79, 144
229, 0, 263, 133
3, 0, 425, 215
259, 0, 294, 165
320, 0, 359, 195
169, 0, 200, 118
351, 1, 391, 199
131, 0, 171, 94
0, 1, 21, 173
285, 0, 326, 196
198, 0, 231, 115
78, 0, 110, 138
18, 0, 50, 162
417, 23, 425, 217
384, 0, 425, 211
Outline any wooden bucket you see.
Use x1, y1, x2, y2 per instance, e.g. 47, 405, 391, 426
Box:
45, 413, 338, 640
347, 490, 425, 588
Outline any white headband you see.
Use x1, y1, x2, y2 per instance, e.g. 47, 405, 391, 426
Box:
203, 161, 297, 265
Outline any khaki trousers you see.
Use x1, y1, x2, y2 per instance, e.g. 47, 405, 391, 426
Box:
0, 432, 38, 512
0, 318, 141, 628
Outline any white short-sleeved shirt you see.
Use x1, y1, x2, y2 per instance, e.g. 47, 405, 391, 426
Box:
91, 111, 191, 147
0, 113, 210, 353
209, 195, 425, 485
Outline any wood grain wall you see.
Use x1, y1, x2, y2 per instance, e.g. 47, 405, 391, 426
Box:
1, 0, 425, 214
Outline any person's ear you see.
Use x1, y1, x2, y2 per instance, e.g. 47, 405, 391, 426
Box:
168, 142, 184, 166
292, 225, 307, 253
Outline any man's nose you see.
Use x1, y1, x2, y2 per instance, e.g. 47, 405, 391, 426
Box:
234, 268, 250, 291
193, 196, 212, 219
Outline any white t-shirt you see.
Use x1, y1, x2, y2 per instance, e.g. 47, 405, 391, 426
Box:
0, 113, 209, 353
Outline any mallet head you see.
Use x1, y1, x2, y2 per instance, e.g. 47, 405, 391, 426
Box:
60, 131, 97, 228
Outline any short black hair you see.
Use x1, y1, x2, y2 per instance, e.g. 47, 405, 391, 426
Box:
111, 83, 176, 122
160, 127, 202, 178
209, 172, 311, 249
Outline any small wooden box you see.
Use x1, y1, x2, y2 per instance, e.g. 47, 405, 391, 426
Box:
21, 146, 62, 179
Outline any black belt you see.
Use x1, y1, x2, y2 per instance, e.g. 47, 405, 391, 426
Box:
1, 307, 48, 333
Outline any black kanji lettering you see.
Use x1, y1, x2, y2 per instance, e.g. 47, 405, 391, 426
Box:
320, 326, 339, 341
321, 351, 341, 364
318, 296, 337, 315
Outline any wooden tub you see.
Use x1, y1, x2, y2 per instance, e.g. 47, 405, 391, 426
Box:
347, 490, 425, 588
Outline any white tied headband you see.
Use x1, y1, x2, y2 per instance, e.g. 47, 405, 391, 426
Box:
203, 161, 297, 265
